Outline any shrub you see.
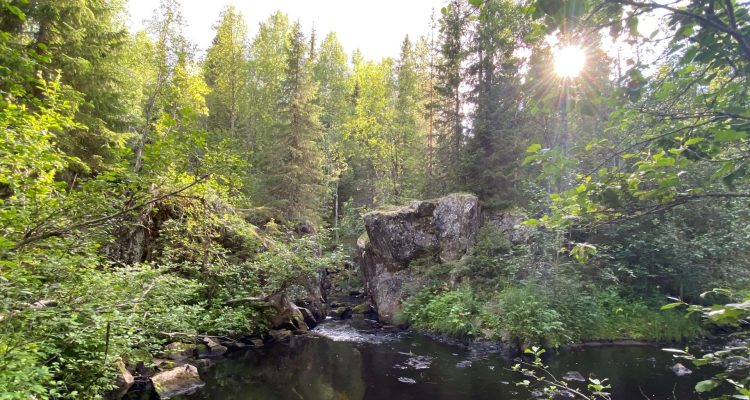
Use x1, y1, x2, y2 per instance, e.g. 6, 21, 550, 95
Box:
402, 285, 480, 337
482, 285, 566, 347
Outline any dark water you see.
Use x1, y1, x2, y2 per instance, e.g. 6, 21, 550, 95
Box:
180, 316, 715, 400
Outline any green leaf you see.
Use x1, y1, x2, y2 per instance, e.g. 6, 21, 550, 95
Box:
713, 129, 747, 142
626, 15, 639, 35
661, 302, 684, 310
523, 218, 540, 226
680, 46, 698, 64
468, 0, 484, 6
526, 143, 542, 153
655, 157, 675, 167
695, 380, 719, 393
4, 4, 26, 21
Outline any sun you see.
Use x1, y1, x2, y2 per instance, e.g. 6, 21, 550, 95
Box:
553, 45, 586, 78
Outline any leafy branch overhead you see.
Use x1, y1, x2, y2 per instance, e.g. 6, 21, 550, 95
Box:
524, 0, 750, 229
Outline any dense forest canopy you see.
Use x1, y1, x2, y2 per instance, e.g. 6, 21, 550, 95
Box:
1, 0, 750, 398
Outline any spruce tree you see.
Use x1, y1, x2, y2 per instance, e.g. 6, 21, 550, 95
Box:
266, 22, 325, 222
3, 0, 137, 175
313, 32, 352, 235
435, 0, 470, 193
394, 36, 427, 199
462, 0, 528, 208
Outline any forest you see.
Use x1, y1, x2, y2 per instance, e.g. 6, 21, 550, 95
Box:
1, 0, 749, 398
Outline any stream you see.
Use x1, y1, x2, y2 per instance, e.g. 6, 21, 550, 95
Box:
178, 314, 717, 400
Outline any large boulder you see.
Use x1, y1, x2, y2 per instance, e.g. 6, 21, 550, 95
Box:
487, 211, 533, 244
107, 361, 134, 399
151, 364, 205, 399
358, 193, 481, 323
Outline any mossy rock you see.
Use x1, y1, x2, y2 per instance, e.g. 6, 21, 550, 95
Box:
162, 342, 208, 361
352, 303, 373, 314
151, 364, 205, 398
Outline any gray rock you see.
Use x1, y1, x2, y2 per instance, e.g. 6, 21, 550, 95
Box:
358, 193, 481, 323
562, 370, 586, 382
331, 306, 353, 320
352, 303, 374, 314
201, 338, 228, 357
107, 361, 134, 399
397, 377, 417, 384
268, 329, 293, 342
298, 306, 318, 328
194, 358, 213, 368
151, 364, 204, 399
223, 340, 246, 350
672, 363, 692, 376
153, 358, 178, 371
433, 194, 483, 261
268, 293, 310, 331
487, 211, 533, 244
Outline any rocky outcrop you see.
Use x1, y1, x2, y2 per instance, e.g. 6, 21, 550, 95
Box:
358, 193, 481, 323
151, 364, 204, 399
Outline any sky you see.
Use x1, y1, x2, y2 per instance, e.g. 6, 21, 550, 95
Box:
126, 0, 446, 61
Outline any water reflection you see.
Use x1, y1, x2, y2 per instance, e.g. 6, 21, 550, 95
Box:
183, 316, 713, 400
187, 337, 365, 400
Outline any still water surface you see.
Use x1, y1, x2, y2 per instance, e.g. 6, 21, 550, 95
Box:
181, 316, 713, 400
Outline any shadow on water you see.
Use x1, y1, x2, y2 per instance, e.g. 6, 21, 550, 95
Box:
180, 316, 715, 400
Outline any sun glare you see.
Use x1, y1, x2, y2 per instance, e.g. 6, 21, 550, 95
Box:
553, 45, 586, 78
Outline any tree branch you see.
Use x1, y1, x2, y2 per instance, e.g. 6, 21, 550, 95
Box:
612, 0, 750, 61
11, 174, 211, 251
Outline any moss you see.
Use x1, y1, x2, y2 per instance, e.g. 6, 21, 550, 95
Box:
351, 303, 371, 314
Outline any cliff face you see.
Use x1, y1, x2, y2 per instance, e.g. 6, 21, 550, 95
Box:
357, 193, 481, 324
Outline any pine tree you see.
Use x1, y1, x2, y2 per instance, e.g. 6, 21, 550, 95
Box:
266, 22, 325, 222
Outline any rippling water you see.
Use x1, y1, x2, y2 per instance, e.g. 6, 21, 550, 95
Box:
178, 315, 717, 400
